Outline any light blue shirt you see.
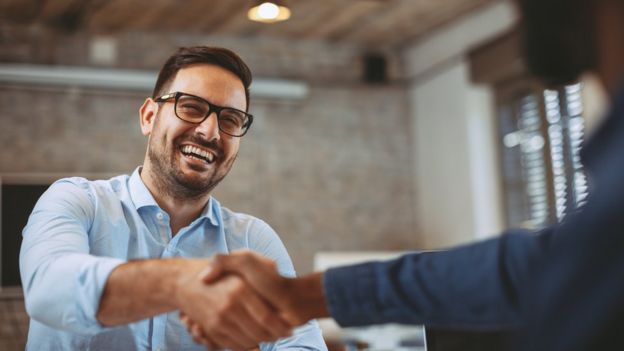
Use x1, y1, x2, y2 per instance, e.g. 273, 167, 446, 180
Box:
20, 168, 327, 350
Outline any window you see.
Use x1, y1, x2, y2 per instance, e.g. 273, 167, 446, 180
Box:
469, 29, 591, 230
497, 81, 588, 229
1, 182, 50, 286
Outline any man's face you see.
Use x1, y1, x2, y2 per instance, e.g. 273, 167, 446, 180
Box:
143, 64, 247, 199
519, 0, 596, 86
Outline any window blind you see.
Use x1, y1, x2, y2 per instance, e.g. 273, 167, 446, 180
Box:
499, 83, 588, 229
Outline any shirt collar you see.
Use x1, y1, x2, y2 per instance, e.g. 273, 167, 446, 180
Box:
129, 167, 219, 226
129, 167, 158, 209
203, 197, 219, 226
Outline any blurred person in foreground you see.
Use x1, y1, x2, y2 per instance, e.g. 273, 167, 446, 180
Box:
184, 0, 624, 349
19, 46, 326, 350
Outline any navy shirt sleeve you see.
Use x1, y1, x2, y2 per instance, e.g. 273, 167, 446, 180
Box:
324, 228, 554, 329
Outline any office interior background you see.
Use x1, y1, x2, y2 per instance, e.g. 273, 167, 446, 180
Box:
0, 0, 609, 349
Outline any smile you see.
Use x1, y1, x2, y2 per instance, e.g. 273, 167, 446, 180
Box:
180, 144, 216, 164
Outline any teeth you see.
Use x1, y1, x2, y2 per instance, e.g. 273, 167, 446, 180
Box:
182, 145, 215, 162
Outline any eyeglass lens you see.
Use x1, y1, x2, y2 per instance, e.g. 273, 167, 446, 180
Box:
176, 95, 248, 136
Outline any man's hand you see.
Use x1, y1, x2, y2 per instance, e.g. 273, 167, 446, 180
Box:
203, 251, 330, 325
174, 260, 293, 350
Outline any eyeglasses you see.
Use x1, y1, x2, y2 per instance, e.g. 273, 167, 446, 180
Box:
154, 91, 253, 137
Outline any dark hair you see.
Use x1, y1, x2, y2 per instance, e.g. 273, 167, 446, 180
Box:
152, 46, 252, 110
519, 0, 596, 86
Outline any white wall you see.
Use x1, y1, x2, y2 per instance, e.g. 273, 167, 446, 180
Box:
405, 1, 517, 247
580, 73, 610, 136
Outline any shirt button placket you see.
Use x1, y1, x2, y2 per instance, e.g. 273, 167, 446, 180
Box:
156, 212, 169, 244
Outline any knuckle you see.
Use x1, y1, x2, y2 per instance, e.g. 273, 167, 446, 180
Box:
229, 278, 246, 295
212, 254, 226, 265
258, 311, 273, 325
239, 254, 252, 266
217, 301, 233, 315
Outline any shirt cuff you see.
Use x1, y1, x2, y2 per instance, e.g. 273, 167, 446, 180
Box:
71, 256, 126, 334
323, 262, 382, 327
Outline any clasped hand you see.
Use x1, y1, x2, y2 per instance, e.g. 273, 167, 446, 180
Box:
175, 251, 309, 350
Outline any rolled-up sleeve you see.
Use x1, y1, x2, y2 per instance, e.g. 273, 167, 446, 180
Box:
19, 179, 125, 335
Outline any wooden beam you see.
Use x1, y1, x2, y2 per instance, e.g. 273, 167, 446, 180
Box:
87, 0, 153, 33
37, 0, 82, 21
304, 0, 382, 40
468, 28, 525, 85
0, 0, 40, 23
194, 0, 250, 33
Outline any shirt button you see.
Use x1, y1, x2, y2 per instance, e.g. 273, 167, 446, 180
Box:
156, 212, 164, 220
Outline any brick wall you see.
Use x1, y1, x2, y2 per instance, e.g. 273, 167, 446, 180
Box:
0, 24, 401, 83
1, 25, 418, 274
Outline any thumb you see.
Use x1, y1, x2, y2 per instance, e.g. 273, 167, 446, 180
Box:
199, 260, 223, 283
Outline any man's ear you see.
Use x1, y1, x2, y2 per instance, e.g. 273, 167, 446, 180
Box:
139, 98, 158, 136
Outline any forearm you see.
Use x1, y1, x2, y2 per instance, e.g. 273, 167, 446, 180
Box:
288, 272, 330, 322
97, 257, 208, 326
323, 231, 544, 327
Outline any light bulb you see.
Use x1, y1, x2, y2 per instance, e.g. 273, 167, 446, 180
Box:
257, 2, 280, 20
248, 1, 291, 23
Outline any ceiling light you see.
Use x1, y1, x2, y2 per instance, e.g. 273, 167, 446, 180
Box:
248, 0, 291, 23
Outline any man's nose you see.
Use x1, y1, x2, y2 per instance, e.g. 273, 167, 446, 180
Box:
195, 112, 220, 140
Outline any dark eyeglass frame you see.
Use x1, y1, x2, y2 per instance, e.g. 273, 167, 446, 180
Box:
154, 91, 253, 137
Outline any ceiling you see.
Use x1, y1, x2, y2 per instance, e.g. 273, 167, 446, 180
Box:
0, 0, 495, 48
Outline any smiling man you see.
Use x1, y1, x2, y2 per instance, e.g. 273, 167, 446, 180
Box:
19, 46, 327, 351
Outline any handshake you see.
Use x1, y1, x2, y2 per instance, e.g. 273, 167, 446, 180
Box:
175, 250, 329, 350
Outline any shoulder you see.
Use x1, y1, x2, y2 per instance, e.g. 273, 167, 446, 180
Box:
216, 202, 296, 277
40, 175, 129, 213
40, 177, 94, 211
217, 203, 277, 243
53, 174, 128, 196
219, 205, 272, 232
